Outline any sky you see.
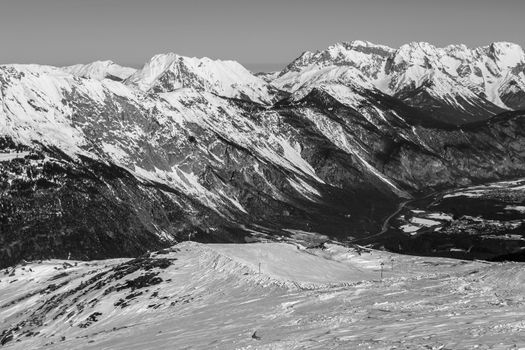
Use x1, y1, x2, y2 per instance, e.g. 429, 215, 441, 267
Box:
0, 0, 524, 71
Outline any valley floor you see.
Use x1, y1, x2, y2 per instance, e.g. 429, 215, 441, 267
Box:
1, 242, 525, 349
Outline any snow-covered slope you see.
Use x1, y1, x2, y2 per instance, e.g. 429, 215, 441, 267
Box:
125, 53, 277, 104
62, 60, 136, 81
1, 242, 524, 349
279, 65, 373, 101
0, 64, 107, 153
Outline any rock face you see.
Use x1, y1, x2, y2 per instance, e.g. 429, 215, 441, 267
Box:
1, 41, 525, 266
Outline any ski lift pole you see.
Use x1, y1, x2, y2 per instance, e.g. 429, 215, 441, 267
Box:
380, 262, 384, 280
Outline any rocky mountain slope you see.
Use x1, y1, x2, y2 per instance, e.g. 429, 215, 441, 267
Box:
1, 41, 525, 266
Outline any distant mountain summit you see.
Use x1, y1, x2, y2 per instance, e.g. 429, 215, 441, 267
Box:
125, 53, 278, 104
273, 41, 525, 123
63, 60, 136, 81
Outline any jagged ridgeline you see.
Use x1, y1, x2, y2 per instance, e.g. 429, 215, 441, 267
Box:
1, 40, 525, 266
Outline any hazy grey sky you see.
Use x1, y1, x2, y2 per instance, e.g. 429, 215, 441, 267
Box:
1, 0, 524, 71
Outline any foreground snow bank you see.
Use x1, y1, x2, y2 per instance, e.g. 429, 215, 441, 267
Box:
209, 243, 375, 286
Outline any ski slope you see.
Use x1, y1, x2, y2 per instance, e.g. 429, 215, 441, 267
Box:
1, 242, 525, 349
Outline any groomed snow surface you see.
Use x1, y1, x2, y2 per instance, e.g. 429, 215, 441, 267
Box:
1, 242, 524, 349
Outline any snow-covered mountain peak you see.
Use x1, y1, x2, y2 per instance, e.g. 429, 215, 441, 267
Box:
126, 52, 249, 89
62, 60, 136, 81
348, 39, 392, 49
346, 40, 395, 56
322, 41, 394, 61
275, 40, 525, 113
125, 52, 181, 89
125, 53, 276, 104
1, 63, 68, 77
441, 44, 474, 62
395, 41, 434, 52
283, 65, 374, 102
444, 43, 469, 52
389, 41, 525, 71
390, 42, 442, 68
280, 41, 393, 76
275, 41, 395, 92
485, 41, 525, 69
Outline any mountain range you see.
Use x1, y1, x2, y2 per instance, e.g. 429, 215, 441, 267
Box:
1, 40, 525, 267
